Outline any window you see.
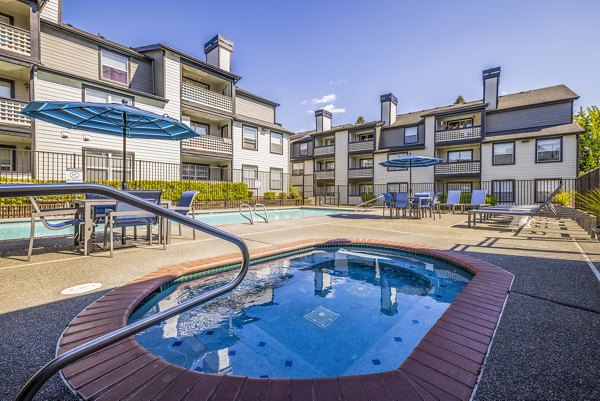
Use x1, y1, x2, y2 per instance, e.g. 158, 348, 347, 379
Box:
442, 118, 473, 130
221, 125, 229, 139
100, 49, 129, 84
0, 13, 13, 25
359, 158, 373, 168
447, 182, 472, 192
270, 168, 283, 190
0, 145, 15, 171
270, 131, 283, 154
448, 150, 473, 162
292, 162, 304, 176
182, 77, 209, 90
536, 138, 562, 162
387, 182, 408, 193
325, 138, 335, 146
182, 164, 209, 181
387, 152, 408, 171
355, 132, 373, 142
404, 126, 418, 144
350, 184, 374, 196
83, 149, 134, 181
299, 142, 308, 156
84, 87, 133, 104
492, 142, 515, 165
492, 180, 515, 203
535, 179, 561, 203
190, 122, 209, 136
316, 160, 334, 171
242, 125, 258, 150
0, 79, 14, 98
242, 165, 258, 188
0, 13, 14, 48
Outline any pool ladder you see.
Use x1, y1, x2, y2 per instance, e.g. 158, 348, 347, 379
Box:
239, 203, 269, 224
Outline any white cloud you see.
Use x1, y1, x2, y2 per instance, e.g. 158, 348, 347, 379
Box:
323, 104, 346, 113
329, 78, 348, 86
301, 93, 337, 106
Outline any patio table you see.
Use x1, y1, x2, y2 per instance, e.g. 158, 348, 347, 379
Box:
73, 198, 116, 256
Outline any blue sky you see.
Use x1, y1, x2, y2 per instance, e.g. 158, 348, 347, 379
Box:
63, 0, 600, 132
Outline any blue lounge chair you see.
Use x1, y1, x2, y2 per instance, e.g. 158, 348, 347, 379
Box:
382, 193, 393, 217
439, 190, 461, 213
27, 197, 85, 261
172, 190, 199, 239
418, 192, 442, 219
460, 189, 489, 212
392, 192, 412, 218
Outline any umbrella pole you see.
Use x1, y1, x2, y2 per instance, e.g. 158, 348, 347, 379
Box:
409, 159, 412, 196
122, 113, 127, 190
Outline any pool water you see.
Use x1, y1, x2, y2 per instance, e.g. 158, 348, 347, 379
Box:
0, 207, 347, 241
130, 247, 472, 378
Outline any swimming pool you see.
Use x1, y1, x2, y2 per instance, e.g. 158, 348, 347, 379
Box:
130, 246, 471, 379
0, 207, 348, 241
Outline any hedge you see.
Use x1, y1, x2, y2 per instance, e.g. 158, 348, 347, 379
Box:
0, 177, 249, 206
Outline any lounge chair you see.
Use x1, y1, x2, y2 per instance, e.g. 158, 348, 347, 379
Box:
419, 192, 442, 220
392, 192, 412, 218
459, 189, 489, 213
468, 184, 562, 228
382, 193, 393, 217
171, 190, 199, 239
27, 197, 85, 261
439, 190, 461, 213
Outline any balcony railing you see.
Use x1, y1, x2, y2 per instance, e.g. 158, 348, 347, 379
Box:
348, 140, 374, 152
434, 161, 481, 175
435, 126, 482, 143
181, 135, 233, 156
314, 145, 335, 156
0, 97, 30, 126
314, 170, 335, 180
181, 82, 233, 113
348, 167, 373, 178
0, 22, 31, 56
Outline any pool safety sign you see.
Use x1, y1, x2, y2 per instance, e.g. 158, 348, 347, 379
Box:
65, 168, 83, 182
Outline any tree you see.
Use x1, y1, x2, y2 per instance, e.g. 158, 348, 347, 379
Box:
574, 106, 600, 175
356, 116, 366, 124
454, 95, 465, 104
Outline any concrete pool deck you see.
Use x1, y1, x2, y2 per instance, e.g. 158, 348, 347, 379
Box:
0, 210, 599, 400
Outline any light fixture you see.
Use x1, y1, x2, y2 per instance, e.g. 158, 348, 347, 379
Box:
83, 135, 91, 142
60, 131, 69, 139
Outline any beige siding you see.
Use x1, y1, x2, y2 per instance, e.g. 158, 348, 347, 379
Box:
206, 48, 219, 68
163, 50, 181, 119
481, 135, 577, 181
40, 0, 60, 23
143, 49, 165, 97
220, 49, 231, 71
129, 59, 153, 94
235, 96, 275, 123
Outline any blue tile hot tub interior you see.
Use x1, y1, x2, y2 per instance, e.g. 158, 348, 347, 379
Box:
129, 246, 472, 379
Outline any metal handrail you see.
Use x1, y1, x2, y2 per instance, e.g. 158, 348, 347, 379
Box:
353, 194, 384, 212
253, 203, 269, 223
0, 183, 250, 401
239, 203, 254, 224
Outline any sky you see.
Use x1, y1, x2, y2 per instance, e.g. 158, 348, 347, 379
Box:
63, 0, 600, 132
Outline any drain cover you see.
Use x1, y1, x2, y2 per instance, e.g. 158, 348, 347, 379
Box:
61, 283, 102, 295
347, 283, 374, 297
304, 306, 339, 328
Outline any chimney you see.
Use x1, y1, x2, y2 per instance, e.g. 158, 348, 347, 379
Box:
483, 67, 501, 110
380, 93, 397, 127
204, 35, 234, 72
315, 109, 332, 133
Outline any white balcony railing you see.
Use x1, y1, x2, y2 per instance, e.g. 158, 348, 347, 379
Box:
181, 82, 233, 113
0, 97, 30, 126
435, 126, 482, 143
314, 170, 335, 180
434, 161, 481, 175
314, 145, 335, 156
348, 167, 373, 178
348, 140, 374, 152
0, 22, 31, 56
181, 135, 233, 155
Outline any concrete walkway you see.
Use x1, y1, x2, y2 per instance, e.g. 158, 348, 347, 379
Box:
0, 211, 598, 400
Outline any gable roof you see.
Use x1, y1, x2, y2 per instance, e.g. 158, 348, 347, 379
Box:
482, 122, 583, 142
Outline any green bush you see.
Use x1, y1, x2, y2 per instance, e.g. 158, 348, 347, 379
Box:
263, 192, 276, 200
576, 188, 600, 216
361, 192, 376, 203
0, 177, 249, 206
437, 192, 497, 206
554, 191, 573, 206
288, 183, 301, 199
278, 192, 287, 200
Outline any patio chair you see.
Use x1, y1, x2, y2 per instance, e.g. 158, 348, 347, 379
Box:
171, 190, 199, 239
419, 193, 442, 220
85, 193, 116, 223
459, 189, 489, 213
392, 192, 412, 218
468, 184, 562, 228
27, 197, 85, 261
103, 190, 162, 258
413, 192, 432, 218
382, 193, 393, 217
439, 190, 461, 213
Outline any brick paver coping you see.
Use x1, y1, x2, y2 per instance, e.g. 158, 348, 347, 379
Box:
57, 238, 513, 400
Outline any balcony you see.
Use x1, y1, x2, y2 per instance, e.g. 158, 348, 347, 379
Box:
0, 97, 30, 126
181, 135, 232, 156
314, 145, 335, 156
314, 170, 335, 180
348, 140, 374, 152
181, 81, 233, 113
348, 167, 373, 179
435, 126, 482, 143
0, 22, 31, 57
434, 161, 481, 176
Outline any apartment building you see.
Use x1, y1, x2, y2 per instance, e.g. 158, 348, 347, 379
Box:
0, 0, 291, 194
291, 67, 583, 205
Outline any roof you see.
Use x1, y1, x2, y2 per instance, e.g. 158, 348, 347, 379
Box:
291, 121, 381, 142
235, 115, 294, 135
236, 88, 279, 107
482, 122, 584, 142
135, 43, 241, 82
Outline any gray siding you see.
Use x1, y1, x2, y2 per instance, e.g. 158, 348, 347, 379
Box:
291, 141, 313, 158
142, 50, 165, 97
486, 102, 572, 133
379, 124, 425, 149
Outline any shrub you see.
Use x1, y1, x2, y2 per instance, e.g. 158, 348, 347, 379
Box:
247, 191, 254, 200
554, 191, 573, 206
278, 192, 287, 200
576, 188, 600, 217
263, 192, 276, 200
288, 183, 301, 199
437, 192, 497, 206
361, 192, 376, 203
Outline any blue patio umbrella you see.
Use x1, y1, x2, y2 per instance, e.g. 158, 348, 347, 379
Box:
379, 154, 444, 195
21, 101, 198, 189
